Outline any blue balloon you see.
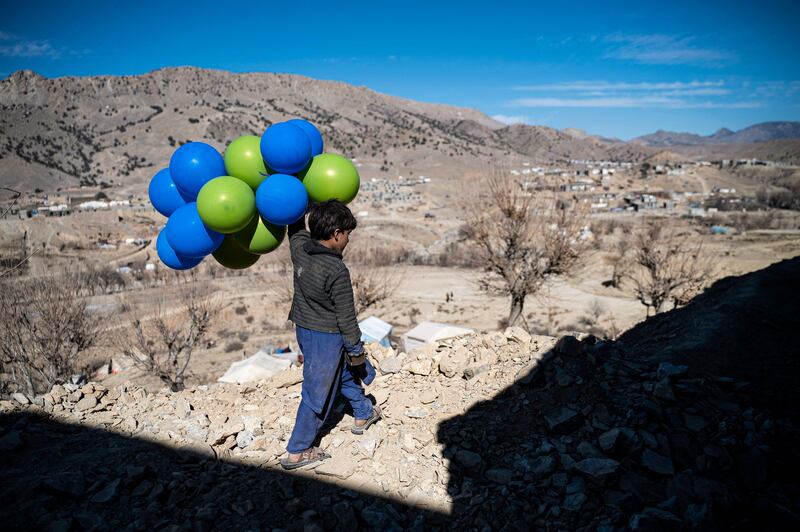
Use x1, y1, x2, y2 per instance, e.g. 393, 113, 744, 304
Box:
148, 168, 187, 217
165, 203, 224, 258
156, 230, 203, 270
260, 122, 312, 174
287, 119, 324, 156
169, 142, 226, 200
256, 174, 308, 226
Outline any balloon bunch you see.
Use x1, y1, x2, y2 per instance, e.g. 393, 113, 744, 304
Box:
148, 119, 360, 270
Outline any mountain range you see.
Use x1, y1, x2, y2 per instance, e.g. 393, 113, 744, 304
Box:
632, 121, 800, 147
0, 68, 798, 193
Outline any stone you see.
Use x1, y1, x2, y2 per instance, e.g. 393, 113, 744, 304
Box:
620, 471, 665, 502
406, 357, 432, 376
566, 476, 585, 494
332, 501, 358, 529
50, 384, 68, 399
528, 456, 557, 476
210, 420, 245, 444
90, 478, 120, 503
598, 427, 638, 456
174, 399, 192, 419
241, 415, 263, 434
401, 433, 417, 453
641, 449, 674, 475
419, 389, 438, 404
577, 441, 605, 459
653, 378, 676, 401
315, 458, 357, 479
563, 493, 587, 512
236, 430, 254, 448
485, 468, 513, 485
44, 474, 85, 497
179, 442, 216, 461
554, 335, 582, 356
657, 363, 688, 380
544, 407, 582, 433
361, 503, 400, 530
504, 326, 532, 344
455, 449, 482, 472
74, 396, 98, 412
67, 390, 83, 403
405, 408, 429, 419
438, 349, 468, 378
11, 392, 29, 405
380, 356, 405, 374
629, 507, 681, 530
682, 413, 709, 432
572, 458, 619, 481
0, 430, 22, 451
357, 438, 378, 458
41, 518, 72, 532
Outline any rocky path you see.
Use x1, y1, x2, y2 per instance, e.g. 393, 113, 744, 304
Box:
2, 324, 799, 530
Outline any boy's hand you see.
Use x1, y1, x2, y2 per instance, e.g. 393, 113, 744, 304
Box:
346, 352, 366, 366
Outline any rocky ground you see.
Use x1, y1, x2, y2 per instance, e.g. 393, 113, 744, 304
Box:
2, 259, 800, 530
2, 315, 799, 530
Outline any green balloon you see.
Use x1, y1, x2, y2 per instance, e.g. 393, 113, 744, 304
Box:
233, 215, 286, 254
197, 176, 256, 234
298, 153, 360, 204
224, 135, 268, 190
212, 235, 260, 269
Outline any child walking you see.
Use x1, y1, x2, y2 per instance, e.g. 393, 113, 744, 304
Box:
280, 200, 381, 470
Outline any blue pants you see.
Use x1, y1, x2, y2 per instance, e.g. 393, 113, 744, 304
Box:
286, 326, 374, 453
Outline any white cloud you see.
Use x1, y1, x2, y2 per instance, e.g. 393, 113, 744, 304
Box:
504, 78, 797, 109
492, 114, 528, 125
603, 33, 735, 67
0, 39, 60, 58
509, 96, 760, 109
513, 81, 725, 91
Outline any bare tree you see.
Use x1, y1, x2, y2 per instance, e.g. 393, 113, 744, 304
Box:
610, 238, 631, 288
0, 271, 102, 395
620, 220, 715, 316
465, 168, 588, 327
116, 288, 219, 391
350, 266, 404, 315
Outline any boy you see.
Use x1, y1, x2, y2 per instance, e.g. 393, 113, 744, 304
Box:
280, 200, 381, 470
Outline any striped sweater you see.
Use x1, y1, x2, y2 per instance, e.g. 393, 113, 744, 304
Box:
287, 227, 363, 351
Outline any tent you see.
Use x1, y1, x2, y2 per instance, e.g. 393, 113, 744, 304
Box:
218, 349, 299, 384
359, 316, 393, 347
402, 321, 474, 352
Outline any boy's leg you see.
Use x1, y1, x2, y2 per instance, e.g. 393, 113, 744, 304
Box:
340, 363, 374, 421
286, 327, 344, 457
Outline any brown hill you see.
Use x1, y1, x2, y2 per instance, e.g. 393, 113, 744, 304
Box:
0, 68, 653, 192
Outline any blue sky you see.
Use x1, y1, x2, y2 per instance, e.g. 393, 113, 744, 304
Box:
1, 0, 798, 139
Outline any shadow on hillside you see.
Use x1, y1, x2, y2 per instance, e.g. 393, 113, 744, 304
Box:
0, 411, 446, 530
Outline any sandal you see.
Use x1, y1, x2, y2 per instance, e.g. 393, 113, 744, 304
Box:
351, 405, 382, 435
280, 447, 330, 470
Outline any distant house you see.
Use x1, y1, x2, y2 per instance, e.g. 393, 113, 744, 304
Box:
560, 181, 596, 192
402, 321, 474, 352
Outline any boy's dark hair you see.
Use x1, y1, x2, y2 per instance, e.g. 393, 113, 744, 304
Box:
308, 200, 357, 240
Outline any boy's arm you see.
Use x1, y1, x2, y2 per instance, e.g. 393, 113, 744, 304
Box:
287, 215, 307, 239
329, 268, 364, 355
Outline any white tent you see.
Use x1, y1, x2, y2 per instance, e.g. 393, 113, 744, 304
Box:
402, 321, 474, 352
359, 316, 393, 347
218, 349, 299, 384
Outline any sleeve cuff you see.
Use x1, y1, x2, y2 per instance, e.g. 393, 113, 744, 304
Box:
343, 338, 364, 355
